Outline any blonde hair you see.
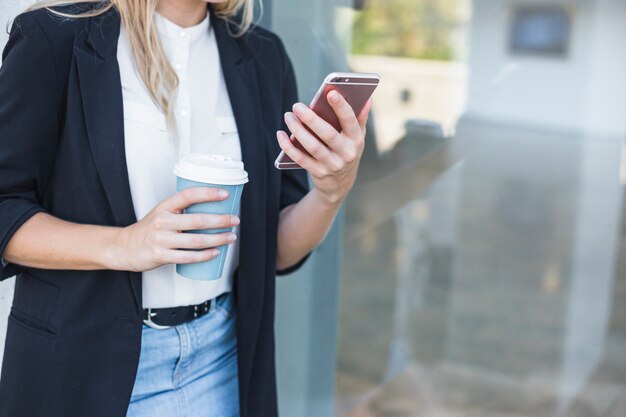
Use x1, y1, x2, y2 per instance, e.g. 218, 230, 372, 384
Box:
26, 0, 257, 131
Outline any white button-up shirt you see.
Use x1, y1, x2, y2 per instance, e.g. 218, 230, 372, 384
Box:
118, 9, 242, 308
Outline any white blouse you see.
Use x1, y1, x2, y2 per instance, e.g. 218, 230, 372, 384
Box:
118, 9, 242, 308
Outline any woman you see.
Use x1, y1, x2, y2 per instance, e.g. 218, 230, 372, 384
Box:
0, 0, 371, 416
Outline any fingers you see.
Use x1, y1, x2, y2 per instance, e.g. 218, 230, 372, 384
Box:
276, 129, 330, 177
147, 216, 238, 266
284, 111, 339, 167
160, 187, 229, 213
326, 90, 362, 141
357, 98, 373, 133
158, 230, 236, 250
153, 212, 239, 232
291, 102, 359, 163
160, 247, 222, 265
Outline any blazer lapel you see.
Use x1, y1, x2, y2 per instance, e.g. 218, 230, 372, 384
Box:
73, 10, 141, 314
73, 10, 136, 227
212, 13, 268, 392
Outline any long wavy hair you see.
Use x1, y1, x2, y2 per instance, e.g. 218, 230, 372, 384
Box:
26, 0, 257, 130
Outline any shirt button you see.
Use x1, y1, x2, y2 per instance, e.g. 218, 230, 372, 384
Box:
180, 109, 188, 117
179, 31, 187, 38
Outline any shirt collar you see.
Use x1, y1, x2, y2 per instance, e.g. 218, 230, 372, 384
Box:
154, 8, 211, 42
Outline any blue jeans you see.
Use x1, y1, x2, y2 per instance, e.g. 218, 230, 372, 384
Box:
126, 292, 240, 417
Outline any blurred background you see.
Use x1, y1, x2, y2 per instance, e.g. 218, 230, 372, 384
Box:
267, 0, 626, 416
2, 0, 626, 416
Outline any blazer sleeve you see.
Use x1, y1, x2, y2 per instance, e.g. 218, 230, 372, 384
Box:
0, 13, 62, 280
274, 36, 313, 276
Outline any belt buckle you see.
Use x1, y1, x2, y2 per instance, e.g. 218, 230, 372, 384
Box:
143, 309, 172, 330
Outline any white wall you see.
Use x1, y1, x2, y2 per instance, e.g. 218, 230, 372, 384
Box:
466, 0, 626, 137
0, 0, 36, 378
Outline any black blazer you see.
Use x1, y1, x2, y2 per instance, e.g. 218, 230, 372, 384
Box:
0, 5, 311, 417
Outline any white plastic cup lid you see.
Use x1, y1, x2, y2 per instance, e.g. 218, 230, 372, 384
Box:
173, 153, 249, 185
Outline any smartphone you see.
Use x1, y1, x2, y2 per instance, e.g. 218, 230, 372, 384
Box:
274, 71, 381, 169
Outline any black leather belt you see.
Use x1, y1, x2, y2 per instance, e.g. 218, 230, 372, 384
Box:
142, 292, 229, 330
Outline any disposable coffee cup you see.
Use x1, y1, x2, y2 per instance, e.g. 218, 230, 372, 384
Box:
173, 153, 248, 280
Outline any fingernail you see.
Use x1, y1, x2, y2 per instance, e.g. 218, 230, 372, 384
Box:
329, 90, 339, 103
293, 102, 306, 115
284, 112, 295, 122
231, 216, 240, 225
219, 189, 229, 198
228, 233, 237, 242
212, 249, 221, 256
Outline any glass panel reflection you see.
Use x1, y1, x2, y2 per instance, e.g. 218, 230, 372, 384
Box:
271, 0, 626, 416
338, 0, 626, 416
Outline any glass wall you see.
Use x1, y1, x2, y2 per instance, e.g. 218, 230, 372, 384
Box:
269, 0, 626, 416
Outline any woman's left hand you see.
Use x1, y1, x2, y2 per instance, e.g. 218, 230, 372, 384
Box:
277, 90, 372, 205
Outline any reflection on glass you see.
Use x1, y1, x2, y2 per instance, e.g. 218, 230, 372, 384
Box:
271, 0, 626, 416
338, 0, 626, 416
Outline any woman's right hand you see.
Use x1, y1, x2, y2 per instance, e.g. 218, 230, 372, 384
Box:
109, 187, 240, 272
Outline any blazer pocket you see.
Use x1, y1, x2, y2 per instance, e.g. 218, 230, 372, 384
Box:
9, 310, 56, 337
10, 271, 60, 336
123, 101, 167, 132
